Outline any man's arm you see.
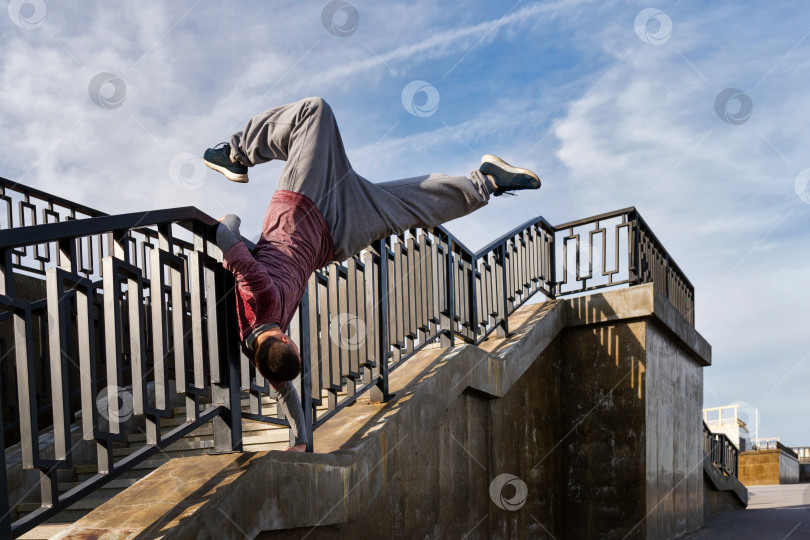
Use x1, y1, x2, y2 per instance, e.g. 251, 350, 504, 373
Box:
217, 215, 269, 286
272, 380, 308, 449
217, 215, 304, 450
217, 215, 282, 327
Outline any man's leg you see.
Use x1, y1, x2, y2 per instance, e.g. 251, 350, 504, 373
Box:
228, 96, 489, 259
228, 97, 359, 234
333, 170, 494, 260
226, 97, 529, 261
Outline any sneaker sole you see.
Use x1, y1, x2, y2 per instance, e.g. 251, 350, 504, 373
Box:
480, 154, 541, 188
204, 159, 249, 183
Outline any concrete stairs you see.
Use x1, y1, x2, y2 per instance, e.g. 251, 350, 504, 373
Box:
17, 393, 302, 539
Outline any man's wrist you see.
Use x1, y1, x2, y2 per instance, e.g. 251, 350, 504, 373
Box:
216, 215, 242, 253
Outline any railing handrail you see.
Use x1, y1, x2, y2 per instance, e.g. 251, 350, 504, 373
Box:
0, 202, 693, 296
0, 207, 218, 250
553, 206, 637, 230
0, 177, 106, 220
632, 210, 694, 291
474, 215, 556, 257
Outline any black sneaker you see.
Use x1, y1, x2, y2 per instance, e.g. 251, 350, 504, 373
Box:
480, 154, 541, 197
203, 143, 249, 183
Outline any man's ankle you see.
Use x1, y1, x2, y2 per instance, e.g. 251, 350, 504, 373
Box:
225, 145, 238, 164
485, 174, 497, 192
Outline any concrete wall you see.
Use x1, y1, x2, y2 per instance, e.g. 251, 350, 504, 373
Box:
644, 323, 704, 537
559, 298, 705, 539
703, 476, 746, 514
739, 449, 800, 485
54, 284, 711, 540
559, 322, 648, 539
256, 339, 565, 539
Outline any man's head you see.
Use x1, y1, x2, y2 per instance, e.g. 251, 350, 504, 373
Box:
253, 328, 301, 382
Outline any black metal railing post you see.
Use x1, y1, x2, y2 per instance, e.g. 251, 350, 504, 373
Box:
467, 251, 478, 341
211, 268, 243, 453
496, 242, 509, 338
441, 236, 455, 347
629, 210, 640, 285
370, 239, 390, 403
733, 448, 740, 476
299, 287, 315, 452
0, 247, 13, 297
0, 383, 10, 539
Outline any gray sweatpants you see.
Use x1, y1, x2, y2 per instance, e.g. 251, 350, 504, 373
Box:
229, 97, 492, 261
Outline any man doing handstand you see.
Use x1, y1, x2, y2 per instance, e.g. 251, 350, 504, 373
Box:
204, 97, 541, 451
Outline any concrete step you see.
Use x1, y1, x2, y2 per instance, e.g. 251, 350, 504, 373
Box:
171, 401, 280, 417
113, 432, 291, 457
16, 496, 116, 524
126, 429, 283, 447
18, 523, 71, 540
241, 396, 278, 407
57, 477, 140, 492
159, 404, 280, 427
75, 458, 170, 481
129, 418, 285, 443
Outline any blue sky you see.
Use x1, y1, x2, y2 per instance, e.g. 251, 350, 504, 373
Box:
1, 0, 808, 444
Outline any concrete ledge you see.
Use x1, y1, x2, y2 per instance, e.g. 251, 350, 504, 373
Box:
565, 283, 711, 366
54, 284, 709, 539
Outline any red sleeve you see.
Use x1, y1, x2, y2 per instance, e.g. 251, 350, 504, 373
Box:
222, 242, 283, 334
223, 242, 269, 289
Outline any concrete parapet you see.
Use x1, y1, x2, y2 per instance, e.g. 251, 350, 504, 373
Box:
53, 284, 711, 539
739, 449, 800, 486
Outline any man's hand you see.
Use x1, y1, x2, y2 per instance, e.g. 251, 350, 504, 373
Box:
215, 214, 242, 253
285, 443, 306, 452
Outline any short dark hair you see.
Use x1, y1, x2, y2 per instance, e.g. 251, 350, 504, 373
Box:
254, 336, 301, 382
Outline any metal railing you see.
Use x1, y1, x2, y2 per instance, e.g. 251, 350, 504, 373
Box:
751, 437, 780, 450
0, 178, 108, 447
0, 178, 205, 449
0, 180, 695, 537
750, 439, 798, 460
703, 421, 739, 478
791, 447, 810, 464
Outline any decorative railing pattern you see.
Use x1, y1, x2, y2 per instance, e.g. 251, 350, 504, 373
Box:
750, 439, 798, 461
0, 180, 695, 537
0, 177, 105, 278
703, 421, 739, 478
751, 437, 781, 450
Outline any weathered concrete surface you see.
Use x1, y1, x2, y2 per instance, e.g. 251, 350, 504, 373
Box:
259, 331, 566, 539
739, 448, 800, 486
683, 484, 810, 539
560, 286, 708, 539
702, 456, 747, 514
53, 284, 710, 540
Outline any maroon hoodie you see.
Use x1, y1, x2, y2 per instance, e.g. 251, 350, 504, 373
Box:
222, 190, 334, 358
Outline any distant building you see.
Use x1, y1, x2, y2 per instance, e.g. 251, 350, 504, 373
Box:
703, 404, 751, 451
